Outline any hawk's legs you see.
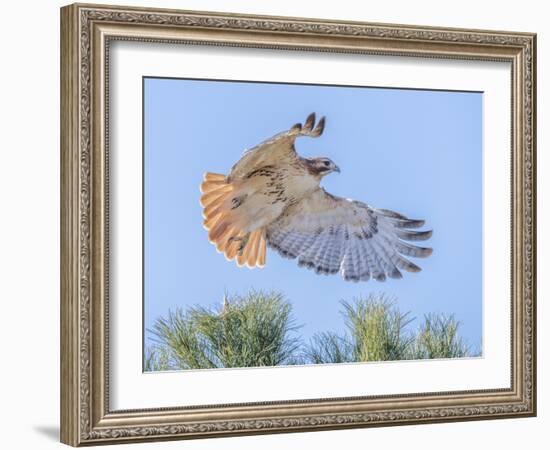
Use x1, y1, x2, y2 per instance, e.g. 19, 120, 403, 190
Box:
228, 233, 251, 256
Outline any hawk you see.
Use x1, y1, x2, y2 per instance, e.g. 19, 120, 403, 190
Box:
200, 113, 432, 282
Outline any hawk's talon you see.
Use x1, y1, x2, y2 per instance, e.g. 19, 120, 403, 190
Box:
228, 233, 251, 256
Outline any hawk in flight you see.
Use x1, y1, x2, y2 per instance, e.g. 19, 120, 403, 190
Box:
200, 113, 432, 282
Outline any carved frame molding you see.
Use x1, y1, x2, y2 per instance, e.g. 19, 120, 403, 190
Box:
60, 3, 536, 446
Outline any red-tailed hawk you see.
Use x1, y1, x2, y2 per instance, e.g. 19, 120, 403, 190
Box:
200, 113, 432, 282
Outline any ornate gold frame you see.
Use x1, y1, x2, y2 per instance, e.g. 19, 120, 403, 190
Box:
60, 2, 536, 446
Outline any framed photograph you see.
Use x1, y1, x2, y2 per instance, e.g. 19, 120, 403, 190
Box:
60, 3, 536, 446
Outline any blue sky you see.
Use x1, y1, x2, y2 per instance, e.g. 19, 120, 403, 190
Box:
143, 77, 482, 354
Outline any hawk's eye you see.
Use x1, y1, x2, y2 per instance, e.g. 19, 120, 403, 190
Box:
323, 161, 330, 166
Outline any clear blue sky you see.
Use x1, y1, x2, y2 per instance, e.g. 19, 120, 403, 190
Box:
143, 77, 482, 353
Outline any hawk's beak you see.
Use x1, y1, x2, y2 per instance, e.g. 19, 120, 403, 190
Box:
333, 165, 341, 173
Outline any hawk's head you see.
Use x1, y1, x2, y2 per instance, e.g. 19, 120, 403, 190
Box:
304, 157, 341, 177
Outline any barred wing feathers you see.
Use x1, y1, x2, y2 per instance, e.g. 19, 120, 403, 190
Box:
266, 189, 432, 282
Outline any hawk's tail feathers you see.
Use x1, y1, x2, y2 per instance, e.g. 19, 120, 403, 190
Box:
239, 228, 266, 268
200, 172, 226, 193
200, 172, 266, 269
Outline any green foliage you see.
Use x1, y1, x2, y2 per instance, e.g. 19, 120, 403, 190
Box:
410, 313, 470, 359
305, 294, 472, 364
305, 294, 414, 364
343, 294, 414, 362
148, 290, 301, 370
303, 331, 354, 364
143, 345, 173, 372
149, 309, 217, 370
147, 290, 475, 371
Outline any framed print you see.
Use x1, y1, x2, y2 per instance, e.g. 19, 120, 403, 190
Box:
60, 3, 537, 446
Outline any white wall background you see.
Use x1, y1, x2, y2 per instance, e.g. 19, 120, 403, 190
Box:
0, 0, 545, 448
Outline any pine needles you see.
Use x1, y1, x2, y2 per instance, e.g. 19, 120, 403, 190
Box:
143, 345, 173, 371
305, 294, 473, 364
410, 313, 471, 359
145, 290, 476, 371
303, 332, 354, 364
148, 290, 301, 370
343, 294, 414, 362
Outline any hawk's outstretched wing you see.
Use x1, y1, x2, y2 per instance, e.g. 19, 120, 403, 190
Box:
227, 113, 325, 181
266, 188, 432, 282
